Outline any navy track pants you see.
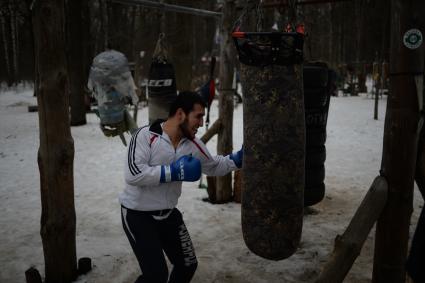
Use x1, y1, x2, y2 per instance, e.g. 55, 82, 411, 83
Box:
121, 206, 198, 283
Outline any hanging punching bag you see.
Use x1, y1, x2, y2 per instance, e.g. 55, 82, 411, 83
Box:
233, 22, 305, 260
148, 33, 177, 124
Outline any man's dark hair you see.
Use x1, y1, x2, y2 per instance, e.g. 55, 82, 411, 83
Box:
169, 91, 206, 117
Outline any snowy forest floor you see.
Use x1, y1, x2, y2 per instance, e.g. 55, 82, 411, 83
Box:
0, 85, 423, 283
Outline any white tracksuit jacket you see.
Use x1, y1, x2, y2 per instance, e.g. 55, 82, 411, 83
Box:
119, 120, 238, 211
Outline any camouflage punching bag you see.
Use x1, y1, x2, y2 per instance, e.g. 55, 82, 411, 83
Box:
233, 17, 305, 260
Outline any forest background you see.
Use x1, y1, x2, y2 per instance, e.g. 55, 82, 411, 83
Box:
0, 0, 390, 89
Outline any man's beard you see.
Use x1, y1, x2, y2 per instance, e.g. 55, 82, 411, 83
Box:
180, 118, 194, 140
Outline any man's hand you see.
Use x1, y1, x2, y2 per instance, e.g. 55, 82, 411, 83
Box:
229, 147, 243, 168
161, 155, 201, 182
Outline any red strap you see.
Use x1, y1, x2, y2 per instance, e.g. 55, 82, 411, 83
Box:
191, 140, 209, 159
232, 31, 245, 38
209, 80, 215, 104
150, 135, 158, 146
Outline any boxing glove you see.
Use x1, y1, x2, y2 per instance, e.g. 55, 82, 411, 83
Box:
160, 155, 201, 182
229, 147, 243, 168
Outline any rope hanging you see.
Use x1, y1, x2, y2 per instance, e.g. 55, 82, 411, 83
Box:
152, 33, 168, 63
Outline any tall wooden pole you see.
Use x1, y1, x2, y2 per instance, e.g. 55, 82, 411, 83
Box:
216, 0, 236, 202
372, 1, 424, 282
32, 0, 78, 282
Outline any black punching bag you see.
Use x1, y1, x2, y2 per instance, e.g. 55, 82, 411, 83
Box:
148, 61, 177, 124
148, 33, 177, 124
234, 26, 305, 260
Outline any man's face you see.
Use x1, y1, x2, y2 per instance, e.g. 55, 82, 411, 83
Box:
180, 103, 205, 140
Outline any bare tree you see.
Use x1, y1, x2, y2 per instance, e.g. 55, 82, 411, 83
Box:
9, 1, 18, 81
67, 0, 87, 126
0, 2, 12, 85
32, 0, 77, 281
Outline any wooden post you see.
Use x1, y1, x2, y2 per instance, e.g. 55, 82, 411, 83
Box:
199, 119, 222, 203
316, 176, 388, 283
216, 0, 236, 203
372, 1, 424, 282
32, 0, 78, 282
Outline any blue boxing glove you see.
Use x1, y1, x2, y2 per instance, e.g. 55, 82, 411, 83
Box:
229, 147, 243, 168
160, 155, 202, 183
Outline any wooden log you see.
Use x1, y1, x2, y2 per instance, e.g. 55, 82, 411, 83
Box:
316, 176, 388, 283
200, 119, 222, 144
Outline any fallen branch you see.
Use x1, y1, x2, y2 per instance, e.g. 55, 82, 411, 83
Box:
316, 176, 388, 283
201, 119, 222, 144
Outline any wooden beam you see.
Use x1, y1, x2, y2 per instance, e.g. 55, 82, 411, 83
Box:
108, 0, 222, 18
316, 176, 388, 283
262, 0, 352, 8
200, 119, 222, 144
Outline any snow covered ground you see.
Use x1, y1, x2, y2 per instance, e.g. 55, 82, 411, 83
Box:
0, 85, 423, 283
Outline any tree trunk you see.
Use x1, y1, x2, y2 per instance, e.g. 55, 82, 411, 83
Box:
67, 0, 87, 126
1, 14, 12, 86
100, 0, 109, 50
372, 1, 424, 282
354, 0, 365, 63
169, 0, 193, 90
316, 176, 388, 283
32, 0, 78, 282
215, 0, 236, 203
9, 1, 18, 83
